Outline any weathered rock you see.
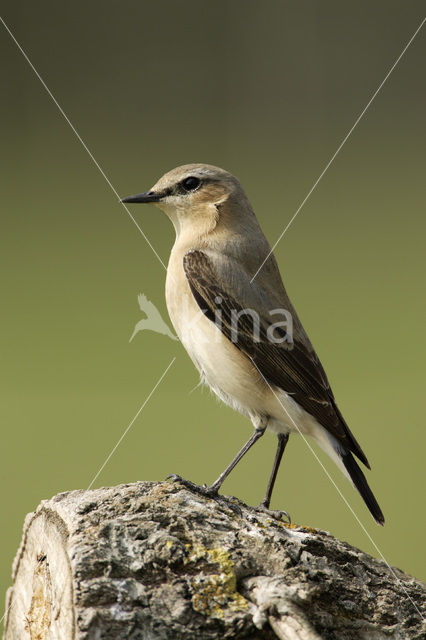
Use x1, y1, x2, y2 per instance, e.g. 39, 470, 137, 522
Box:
4, 480, 425, 639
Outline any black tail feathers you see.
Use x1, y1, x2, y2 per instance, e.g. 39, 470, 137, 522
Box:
341, 452, 385, 525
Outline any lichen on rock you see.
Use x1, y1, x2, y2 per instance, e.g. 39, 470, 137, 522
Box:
4, 480, 425, 640
185, 543, 249, 618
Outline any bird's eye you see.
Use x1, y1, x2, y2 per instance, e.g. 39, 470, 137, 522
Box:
181, 176, 201, 192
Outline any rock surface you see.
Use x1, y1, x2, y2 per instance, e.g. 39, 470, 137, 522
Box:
4, 480, 425, 639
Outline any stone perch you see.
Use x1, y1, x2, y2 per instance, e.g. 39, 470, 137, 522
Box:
3, 481, 425, 639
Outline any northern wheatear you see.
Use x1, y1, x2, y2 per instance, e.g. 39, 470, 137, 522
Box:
122, 164, 384, 525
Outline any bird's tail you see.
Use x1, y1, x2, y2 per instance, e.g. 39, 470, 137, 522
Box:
341, 451, 385, 525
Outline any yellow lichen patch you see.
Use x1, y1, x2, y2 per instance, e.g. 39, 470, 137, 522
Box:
284, 523, 318, 534
265, 519, 318, 535
185, 543, 248, 618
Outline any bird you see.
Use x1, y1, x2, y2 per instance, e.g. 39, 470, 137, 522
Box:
121, 163, 384, 525
129, 293, 178, 342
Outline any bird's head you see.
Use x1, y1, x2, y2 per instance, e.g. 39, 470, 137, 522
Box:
121, 163, 250, 237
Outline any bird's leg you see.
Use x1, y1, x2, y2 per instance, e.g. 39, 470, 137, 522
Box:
168, 427, 266, 498
256, 433, 291, 522
205, 426, 266, 495
261, 433, 289, 508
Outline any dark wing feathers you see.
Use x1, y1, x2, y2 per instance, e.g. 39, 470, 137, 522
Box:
183, 250, 369, 467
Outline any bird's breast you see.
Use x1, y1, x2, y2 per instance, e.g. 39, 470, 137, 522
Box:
165, 253, 220, 373
165, 250, 272, 419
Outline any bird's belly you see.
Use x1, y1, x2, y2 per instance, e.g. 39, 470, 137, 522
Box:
166, 268, 313, 434
184, 322, 322, 437
168, 290, 267, 418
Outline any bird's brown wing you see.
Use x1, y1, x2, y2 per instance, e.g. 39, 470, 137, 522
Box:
183, 249, 369, 467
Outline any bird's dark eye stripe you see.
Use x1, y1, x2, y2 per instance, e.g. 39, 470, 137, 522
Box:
180, 176, 201, 192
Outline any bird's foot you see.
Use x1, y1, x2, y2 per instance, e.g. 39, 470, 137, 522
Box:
255, 502, 291, 523
166, 474, 219, 498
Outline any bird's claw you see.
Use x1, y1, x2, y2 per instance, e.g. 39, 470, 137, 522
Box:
166, 473, 184, 482
166, 474, 219, 498
166, 474, 198, 492
255, 503, 291, 523
167, 476, 290, 522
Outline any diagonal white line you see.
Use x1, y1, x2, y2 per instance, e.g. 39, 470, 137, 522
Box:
251, 16, 426, 283
87, 357, 176, 490
249, 357, 424, 621
0, 358, 176, 629
0, 20, 171, 632
0, 16, 167, 271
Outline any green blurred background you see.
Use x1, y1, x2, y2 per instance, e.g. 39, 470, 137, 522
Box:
1, 0, 425, 619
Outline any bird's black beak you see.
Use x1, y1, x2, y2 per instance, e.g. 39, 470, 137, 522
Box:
120, 191, 162, 204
